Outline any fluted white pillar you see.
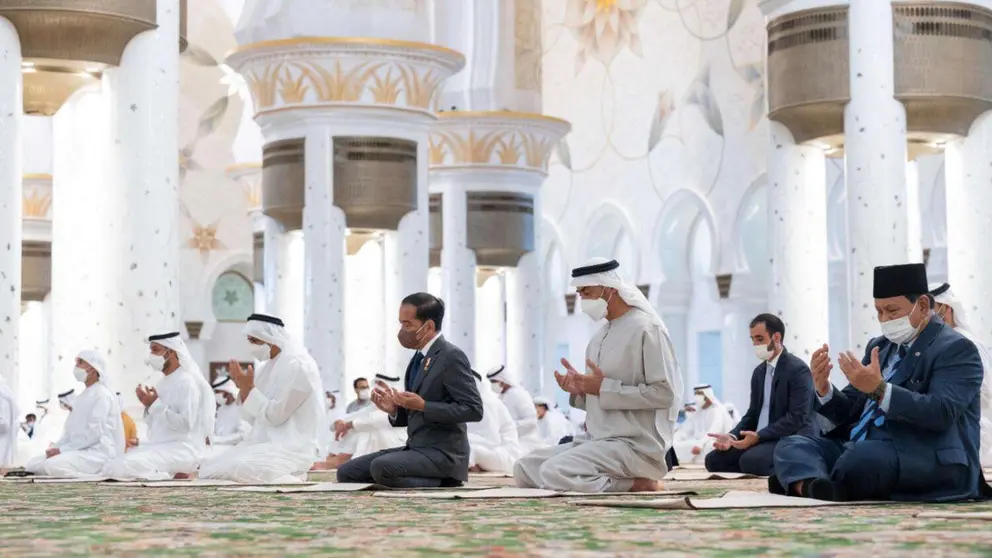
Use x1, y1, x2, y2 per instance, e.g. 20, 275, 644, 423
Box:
506, 184, 544, 395
434, 180, 476, 360
767, 121, 829, 360
0, 17, 22, 409
104, 0, 182, 386
906, 159, 923, 263
844, 0, 910, 351
303, 126, 346, 391
944, 112, 992, 349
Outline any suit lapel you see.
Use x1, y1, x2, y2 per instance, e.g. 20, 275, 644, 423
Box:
768, 351, 787, 416
411, 335, 446, 394
888, 320, 942, 387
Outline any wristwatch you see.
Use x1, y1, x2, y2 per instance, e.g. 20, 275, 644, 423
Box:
868, 381, 887, 402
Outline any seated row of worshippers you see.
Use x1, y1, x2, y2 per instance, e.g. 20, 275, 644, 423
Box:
6, 260, 991, 501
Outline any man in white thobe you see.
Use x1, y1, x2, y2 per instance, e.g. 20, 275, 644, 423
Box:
468, 370, 524, 474
930, 282, 992, 467
0, 372, 18, 469
57, 389, 74, 412
101, 332, 215, 480
25, 351, 125, 477
514, 258, 683, 492
315, 374, 409, 470
199, 313, 324, 484
672, 384, 736, 466
487, 365, 544, 451
534, 396, 574, 446
205, 376, 250, 458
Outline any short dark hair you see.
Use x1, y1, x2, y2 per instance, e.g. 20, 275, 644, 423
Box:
401, 292, 445, 331
25, 413, 36, 421
750, 313, 785, 339
353, 377, 368, 389
907, 293, 934, 307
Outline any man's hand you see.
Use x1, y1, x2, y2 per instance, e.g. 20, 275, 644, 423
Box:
394, 391, 426, 412
731, 430, 760, 450
691, 446, 701, 456
334, 420, 354, 441
708, 433, 734, 451
838, 347, 884, 394
810, 344, 834, 397
45, 448, 60, 459
575, 359, 606, 396
126, 438, 139, 449
229, 360, 255, 401
554, 358, 584, 396
135, 385, 158, 408
372, 381, 398, 414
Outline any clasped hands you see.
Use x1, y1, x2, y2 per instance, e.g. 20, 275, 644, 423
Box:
372, 380, 425, 414
811, 343, 884, 396
553, 358, 606, 396
708, 430, 760, 451
135, 385, 159, 408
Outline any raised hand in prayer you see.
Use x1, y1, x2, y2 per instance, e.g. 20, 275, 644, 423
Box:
228, 359, 255, 402
575, 359, 606, 396
810, 344, 833, 396
394, 391, 426, 411
372, 380, 399, 414
838, 347, 883, 394
136, 385, 158, 408
45, 448, 60, 458
334, 420, 353, 441
707, 433, 734, 451
554, 358, 584, 395
731, 430, 760, 450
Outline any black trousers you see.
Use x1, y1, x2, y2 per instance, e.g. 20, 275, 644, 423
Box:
704, 441, 778, 476
337, 447, 457, 489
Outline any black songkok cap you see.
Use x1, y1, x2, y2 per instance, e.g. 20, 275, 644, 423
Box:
873, 264, 928, 299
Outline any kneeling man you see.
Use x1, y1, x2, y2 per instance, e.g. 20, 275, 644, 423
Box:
25, 351, 125, 477
337, 293, 483, 488
199, 314, 324, 484
514, 258, 683, 492
773, 264, 992, 502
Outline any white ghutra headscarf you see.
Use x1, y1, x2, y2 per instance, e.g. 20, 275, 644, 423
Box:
570, 257, 684, 423
149, 332, 216, 446
75, 350, 126, 457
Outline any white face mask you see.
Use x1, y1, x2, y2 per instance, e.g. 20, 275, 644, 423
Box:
579, 289, 614, 321
880, 310, 920, 345
72, 367, 87, 383
357, 388, 371, 401
693, 393, 706, 408
753, 343, 774, 361
248, 343, 271, 362
146, 354, 166, 372
490, 382, 503, 394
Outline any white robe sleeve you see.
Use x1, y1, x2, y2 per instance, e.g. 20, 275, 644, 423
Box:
241, 359, 313, 427
211, 421, 250, 446
147, 378, 197, 433
352, 408, 390, 433
0, 399, 8, 435
60, 393, 113, 453
597, 326, 677, 412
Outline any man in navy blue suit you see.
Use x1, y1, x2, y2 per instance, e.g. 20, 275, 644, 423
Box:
772, 263, 992, 502
705, 314, 814, 476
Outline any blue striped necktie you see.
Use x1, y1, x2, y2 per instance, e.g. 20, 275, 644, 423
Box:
849, 345, 907, 442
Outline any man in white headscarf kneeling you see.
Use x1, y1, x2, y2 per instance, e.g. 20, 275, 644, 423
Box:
101, 332, 215, 480
468, 370, 524, 474
205, 376, 250, 458
487, 365, 544, 452
514, 258, 683, 492
930, 282, 992, 467
25, 351, 125, 477
199, 314, 324, 484
671, 384, 736, 466
534, 396, 574, 446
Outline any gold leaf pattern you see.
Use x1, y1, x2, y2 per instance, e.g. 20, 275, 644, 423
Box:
277, 67, 310, 104
430, 129, 558, 172
22, 186, 52, 218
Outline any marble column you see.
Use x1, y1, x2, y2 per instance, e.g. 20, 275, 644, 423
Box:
844, 0, 910, 351
657, 281, 692, 400
719, 293, 767, 411
433, 179, 476, 360
104, 0, 182, 384
905, 160, 923, 263
506, 184, 544, 395
767, 121, 829, 361
944, 112, 992, 349
0, 17, 22, 400
303, 126, 346, 392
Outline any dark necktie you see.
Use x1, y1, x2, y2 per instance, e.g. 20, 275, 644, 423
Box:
849, 345, 907, 442
408, 352, 424, 389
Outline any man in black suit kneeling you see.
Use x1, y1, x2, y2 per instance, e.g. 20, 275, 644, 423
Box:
705, 313, 814, 476
337, 293, 484, 488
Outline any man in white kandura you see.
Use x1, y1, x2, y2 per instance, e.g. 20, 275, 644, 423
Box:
671, 384, 735, 466
534, 396, 574, 446
930, 282, 992, 467
514, 258, 683, 492
101, 332, 215, 480
199, 314, 324, 484
0, 372, 18, 469
205, 376, 250, 458
487, 365, 544, 451
25, 351, 125, 477
468, 370, 524, 474
323, 373, 408, 467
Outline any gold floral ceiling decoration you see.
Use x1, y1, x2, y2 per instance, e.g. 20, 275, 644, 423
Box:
566, 0, 647, 74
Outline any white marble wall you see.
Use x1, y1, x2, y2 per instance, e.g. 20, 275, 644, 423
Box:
104, 0, 183, 391
944, 112, 992, 349
719, 295, 767, 411
844, 0, 910, 351
476, 273, 507, 375
303, 127, 346, 391
905, 160, 924, 263
0, 17, 21, 400
435, 177, 477, 361
767, 121, 829, 361
237, 0, 431, 44
506, 187, 544, 395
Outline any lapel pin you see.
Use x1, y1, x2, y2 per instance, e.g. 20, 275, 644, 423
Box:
914, 352, 920, 357
424, 357, 431, 370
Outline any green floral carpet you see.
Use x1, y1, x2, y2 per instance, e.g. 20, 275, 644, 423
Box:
1, 479, 990, 556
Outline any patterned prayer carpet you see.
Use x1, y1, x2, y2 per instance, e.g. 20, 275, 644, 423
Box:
1, 478, 991, 557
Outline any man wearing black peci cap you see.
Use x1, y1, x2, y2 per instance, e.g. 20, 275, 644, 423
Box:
772, 263, 992, 502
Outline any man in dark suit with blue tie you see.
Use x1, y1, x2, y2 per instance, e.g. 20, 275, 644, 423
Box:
337, 293, 483, 488
705, 314, 815, 475
772, 263, 992, 502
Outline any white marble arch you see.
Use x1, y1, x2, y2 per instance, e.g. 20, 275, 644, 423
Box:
190, 250, 254, 339
653, 188, 719, 284
580, 201, 641, 282
730, 174, 769, 282
541, 216, 570, 301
